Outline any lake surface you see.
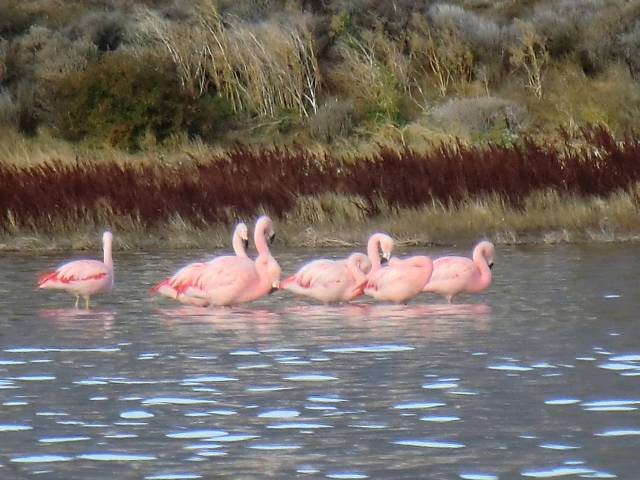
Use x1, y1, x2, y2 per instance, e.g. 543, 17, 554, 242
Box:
1, 244, 639, 479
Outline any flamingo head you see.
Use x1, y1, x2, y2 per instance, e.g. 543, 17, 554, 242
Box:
237, 223, 249, 251
350, 253, 372, 274
379, 235, 394, 265
102, 231, 113, 245
255, 215, 275, 245
476, 240, 495, 269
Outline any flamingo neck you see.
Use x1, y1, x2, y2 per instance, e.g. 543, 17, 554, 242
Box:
472, 244, 492, 288
367, 234, 383, 271
103, 238, 113, 270
254, 254, 274, 291
254, 216, 272, 256
347, 253, 368, 283
232, 229, 248, 258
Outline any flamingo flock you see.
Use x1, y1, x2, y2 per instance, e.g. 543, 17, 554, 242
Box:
37, 216, 495, 308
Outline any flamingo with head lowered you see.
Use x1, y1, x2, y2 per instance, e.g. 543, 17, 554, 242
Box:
151, 222, 250, 306
280, 252, 372, 303
364, 232, 433, 303
172, 215, 281, 306
423, 240, 495, 303
37, 231, 114, 309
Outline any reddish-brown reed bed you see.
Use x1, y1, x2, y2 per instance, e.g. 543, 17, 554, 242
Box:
1, 126, 639, 231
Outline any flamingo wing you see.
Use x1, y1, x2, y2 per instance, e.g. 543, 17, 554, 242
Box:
428, 257, 474, 284
38, 259, 108, 286
281, 259, 332, 290
366, 264, 418, 291
184, 257, 255, 299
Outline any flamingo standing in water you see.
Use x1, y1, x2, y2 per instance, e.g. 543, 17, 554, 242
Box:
174, 215, 281, 306
37, 231, 114, 309
280, 253, 371, 303
423, 240, 495, 303
364, 233, 433, 303
151, 223, 250, 306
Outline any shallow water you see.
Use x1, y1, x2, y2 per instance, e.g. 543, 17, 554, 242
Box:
1, 244, 640, 479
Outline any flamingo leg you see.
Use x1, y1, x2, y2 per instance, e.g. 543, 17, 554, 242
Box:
74, 296, 80, 309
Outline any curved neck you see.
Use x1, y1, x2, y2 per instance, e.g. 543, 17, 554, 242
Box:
232, 227, 248, 258
367, 234, 384, 271
472, 245, 492, 288
254, 216, 272, 257
347, 253, 368, 283
103, 238, 113, 270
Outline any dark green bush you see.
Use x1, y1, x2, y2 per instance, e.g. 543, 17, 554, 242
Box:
0, 3, 34, 39
52, 53, 232, 151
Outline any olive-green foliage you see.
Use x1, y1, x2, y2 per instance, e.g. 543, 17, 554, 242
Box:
4, 0, 640, 150
0, 2, 34, 39
52, 53, 232, 151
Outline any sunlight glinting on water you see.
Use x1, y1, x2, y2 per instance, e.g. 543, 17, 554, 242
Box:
2, 246, 640, 477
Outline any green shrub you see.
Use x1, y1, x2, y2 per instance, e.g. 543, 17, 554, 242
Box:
52, 53, 232, 151
0, 2, 34, 39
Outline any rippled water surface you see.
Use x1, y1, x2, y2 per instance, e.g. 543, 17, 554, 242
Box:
1, 244, 640, 479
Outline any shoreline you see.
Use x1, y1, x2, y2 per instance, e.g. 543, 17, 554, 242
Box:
2, 220, 640, 253
3, 129, 640, 252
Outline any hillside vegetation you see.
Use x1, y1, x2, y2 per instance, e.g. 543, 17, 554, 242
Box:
2, 0, 640, 249
2, 0, 640, 151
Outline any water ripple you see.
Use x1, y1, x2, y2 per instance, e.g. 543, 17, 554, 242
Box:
284, 374, 338, 382
11, 455, 72, 463
322, 345, 414, 354
166, 430, 227, 439
77, 453, 156, 461
394, 439, 465, 449
521, 466, 594, 477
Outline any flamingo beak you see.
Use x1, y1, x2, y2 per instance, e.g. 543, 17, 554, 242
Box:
381, 252, 390, 265
489, 262, 494, 270
268, 232, 276, 245
243, 239, 249, 251
269, 281, 279, 294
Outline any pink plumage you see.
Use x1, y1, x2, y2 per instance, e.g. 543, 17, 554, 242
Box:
188, 216, 280, 306
37, 231, 114, 309
363, 232, 433, 303
280, 253, 371, 303
151, 223, 249, 306
151, 217, 280, 307
423, 240, 495, 303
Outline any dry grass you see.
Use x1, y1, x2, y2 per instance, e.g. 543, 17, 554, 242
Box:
2, 126, 640, 250
2, 187, 639, 251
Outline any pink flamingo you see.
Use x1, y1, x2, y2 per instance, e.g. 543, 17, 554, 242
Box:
175, 215, 281, 306
280, 253, 371, 303
423, 240, 495, 303
366, 232, 395, 271
37, 231, 114, 309
364, 233, 433, 303
151, 222, 250, 306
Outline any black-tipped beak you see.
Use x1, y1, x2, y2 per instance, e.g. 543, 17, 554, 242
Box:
489, 262, 494, 270
381, 256, 389, 265
269, 232, 276, 245
243, 239, 249, 251
269, 286, 279, 294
